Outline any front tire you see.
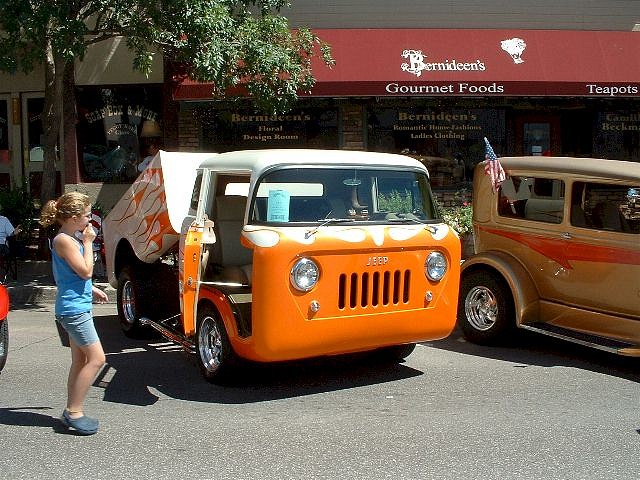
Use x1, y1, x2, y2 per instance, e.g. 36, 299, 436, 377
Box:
116, 266, 147, 338
196, 306, 236, 383
372, 343, 416, 362
0, 319, 8, 372
458, 270, 515, 345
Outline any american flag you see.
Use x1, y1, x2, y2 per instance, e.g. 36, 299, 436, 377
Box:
483, 137, 505, 192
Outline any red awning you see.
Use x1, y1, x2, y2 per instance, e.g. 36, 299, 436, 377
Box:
173, 29, 640, 100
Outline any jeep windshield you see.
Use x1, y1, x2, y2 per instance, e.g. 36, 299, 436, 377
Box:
249, 166, 437, 224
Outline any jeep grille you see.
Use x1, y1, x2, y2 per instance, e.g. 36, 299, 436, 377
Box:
338, 270, 411, 309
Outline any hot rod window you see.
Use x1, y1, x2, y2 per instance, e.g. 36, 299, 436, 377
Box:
498, 176, 565, 224
189, 172, 203, 214
571, 182, 640, 233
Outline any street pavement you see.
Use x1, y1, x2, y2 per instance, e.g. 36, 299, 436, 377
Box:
2, 294, 639, 479
1, 261, 639, 479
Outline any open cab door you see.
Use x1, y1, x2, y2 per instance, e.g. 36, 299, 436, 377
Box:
181, 169, 215, 336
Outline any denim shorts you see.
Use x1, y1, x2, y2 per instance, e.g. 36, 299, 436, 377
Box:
55, 311, 99, 347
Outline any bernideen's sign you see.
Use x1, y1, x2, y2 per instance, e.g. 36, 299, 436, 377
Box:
386, 82, 504, 94
391, 47, 507, 95
379, 45, 640, 97
383, 81, 640, 97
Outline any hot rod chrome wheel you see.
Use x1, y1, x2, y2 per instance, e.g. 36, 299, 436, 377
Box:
116, 266, 148, 338
465, 286, 498, 331
196, 306, 235, 383
457, 270, 514, 345
120, 280, 136, 325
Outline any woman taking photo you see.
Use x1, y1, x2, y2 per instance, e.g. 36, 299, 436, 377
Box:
40, 192, 108, 435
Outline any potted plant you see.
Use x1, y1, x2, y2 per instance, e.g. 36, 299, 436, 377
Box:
438, 199, 474, 259
0, 183, 38, 259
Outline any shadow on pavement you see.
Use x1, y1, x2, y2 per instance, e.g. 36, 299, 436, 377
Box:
94, 314, 424, 407
0, 406, 79, 435
0, 406, 57, 427
425, 327, 639, 383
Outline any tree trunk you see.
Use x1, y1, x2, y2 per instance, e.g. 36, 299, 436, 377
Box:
40, 39, 65, 205
62, 61, 79, 184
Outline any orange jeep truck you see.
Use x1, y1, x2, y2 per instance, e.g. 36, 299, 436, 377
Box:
103, 149, 461, 382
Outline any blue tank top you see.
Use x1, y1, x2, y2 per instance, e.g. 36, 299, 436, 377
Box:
52, 233, 92, 316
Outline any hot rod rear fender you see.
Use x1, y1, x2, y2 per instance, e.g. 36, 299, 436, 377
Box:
461, 251, 540, 326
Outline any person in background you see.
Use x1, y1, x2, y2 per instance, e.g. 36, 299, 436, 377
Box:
137, 142, 160, 172
0, 208, 21, 257
452, 153, 466, 183
39, 192, 108, 436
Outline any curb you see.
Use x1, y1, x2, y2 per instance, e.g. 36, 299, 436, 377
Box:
7, 283, 117, 307
5, 260, 116, 307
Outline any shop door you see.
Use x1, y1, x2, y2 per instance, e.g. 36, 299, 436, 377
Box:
514, 115, 561, 156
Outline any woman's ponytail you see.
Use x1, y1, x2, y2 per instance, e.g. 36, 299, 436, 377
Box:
39, 200, 59, 227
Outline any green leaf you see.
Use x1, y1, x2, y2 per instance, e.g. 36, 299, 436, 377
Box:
0, 0, 333, 201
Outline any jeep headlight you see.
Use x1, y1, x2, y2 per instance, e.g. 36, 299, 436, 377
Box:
425, 251, 447, 281
290, 258, 320, 292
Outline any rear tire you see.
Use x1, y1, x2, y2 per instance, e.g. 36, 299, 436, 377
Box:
145, 263, 180, 318
196, 306, 236, 383
0, 319, 8, 372
116, 266, 148, 338
458, 270, 515, 345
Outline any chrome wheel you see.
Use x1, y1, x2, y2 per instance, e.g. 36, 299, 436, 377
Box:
197, 314, 223, 374
458, 270, 514, 345
196, 306, 236, 383
120, 279, 136, 327
116, 266, 147, 337
465, 285, 498, 331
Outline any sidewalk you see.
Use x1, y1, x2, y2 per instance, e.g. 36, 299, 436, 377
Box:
5, 260, 115, 307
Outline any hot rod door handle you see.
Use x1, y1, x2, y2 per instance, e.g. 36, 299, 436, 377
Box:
561, 232, 572, 239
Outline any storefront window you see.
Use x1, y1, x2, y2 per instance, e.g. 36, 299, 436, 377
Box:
0, 100, 8, 161
0, 101, 7, 150
76, 86, 162, 183
0, 99, 9, 186
367, 104, 506, 187
27, 97, 45, 163
23, 95, 64, 197
199, 102, 339, 152
593, 111, 640, 161
523, 123, 550, 156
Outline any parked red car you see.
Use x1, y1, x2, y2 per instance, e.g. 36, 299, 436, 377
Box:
0, 285, 9, 372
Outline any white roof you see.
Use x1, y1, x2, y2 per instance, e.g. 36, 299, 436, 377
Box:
197, 149, 428, 177
154, 149, 429, 232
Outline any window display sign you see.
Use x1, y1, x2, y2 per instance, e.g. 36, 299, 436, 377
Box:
200, 104, 339, 151
594, 112, 640, 161
76, 86, 162, 182
368, 106, 506, 185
